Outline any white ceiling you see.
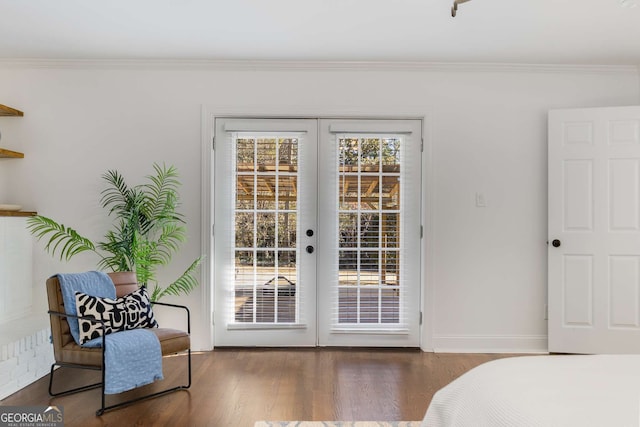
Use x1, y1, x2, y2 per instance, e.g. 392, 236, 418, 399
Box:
0, 0, 639, 65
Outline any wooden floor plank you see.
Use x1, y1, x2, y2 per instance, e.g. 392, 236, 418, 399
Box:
0, 349, 520, 427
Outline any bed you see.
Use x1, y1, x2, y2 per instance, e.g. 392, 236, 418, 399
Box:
422, 354, 640, 427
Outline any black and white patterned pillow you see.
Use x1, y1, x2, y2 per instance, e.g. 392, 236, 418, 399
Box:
75, 286, 158, 345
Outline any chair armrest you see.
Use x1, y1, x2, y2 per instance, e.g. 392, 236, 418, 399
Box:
48, 309, 107, 326
48, 310, 107, 349
151, 302, 191, 334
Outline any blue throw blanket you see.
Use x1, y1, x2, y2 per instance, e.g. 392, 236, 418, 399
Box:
56, 271, 163, 394
57, 271, 115, 346
103, 329, 164, 394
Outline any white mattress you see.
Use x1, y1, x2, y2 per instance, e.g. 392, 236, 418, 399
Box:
422, 355, 640, 427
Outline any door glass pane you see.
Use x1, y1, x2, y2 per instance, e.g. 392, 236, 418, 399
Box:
339, 213, 358, 248
235, 212, 254, 248
337, 136, 402, 325
278, 213, 297, 248
236, 175, 254, 210
361, 176, 381, 210
382, 138, 401, 210
234, 250, 254, 323
277, 250, 297, 322
278, 176, 297, 210
233, 134, 300, 324
236, 138, 255, 210
339, 138, 360, 211
279, 138, 298, 167
256, 213, 276, 248
237, 138, 255, 167
257, 138, 277, 166
361, 138, 381, 171
360, 213, 380, 247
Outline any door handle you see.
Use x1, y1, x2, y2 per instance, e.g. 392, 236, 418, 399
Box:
552, 239, 561, 248
306, 245, 314, 254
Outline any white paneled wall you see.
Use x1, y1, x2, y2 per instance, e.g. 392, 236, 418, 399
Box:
0, 217, 33, 323
0, 216, 51, 400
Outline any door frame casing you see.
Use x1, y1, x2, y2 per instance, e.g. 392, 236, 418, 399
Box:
200, 105, 434, 351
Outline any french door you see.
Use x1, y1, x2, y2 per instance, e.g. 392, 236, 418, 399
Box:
213, 118, 422, 347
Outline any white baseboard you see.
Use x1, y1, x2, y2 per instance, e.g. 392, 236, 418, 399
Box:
431, 334, 548, 354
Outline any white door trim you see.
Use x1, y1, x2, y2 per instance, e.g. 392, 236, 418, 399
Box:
200, 104, 433, 351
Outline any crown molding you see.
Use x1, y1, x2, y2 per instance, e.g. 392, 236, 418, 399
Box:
0, 58, 637, 75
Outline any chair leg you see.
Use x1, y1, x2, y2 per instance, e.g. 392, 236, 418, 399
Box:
96, 350, 192, 416
185, 348, 192, 388
48, 363, 102, 397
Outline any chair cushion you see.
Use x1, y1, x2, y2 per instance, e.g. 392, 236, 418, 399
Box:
59, 328, 190, 366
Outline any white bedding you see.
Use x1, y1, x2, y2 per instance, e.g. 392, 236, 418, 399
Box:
422, 355, 640, 427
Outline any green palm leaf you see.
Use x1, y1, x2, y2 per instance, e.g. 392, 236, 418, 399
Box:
30, 163, 202, 302
150, 256, 202, 302
100, 170, 131, 216
97, 229, 132, 272
143, 163, 184, 223
154, 224, 187, 264
27, 215, 96, 261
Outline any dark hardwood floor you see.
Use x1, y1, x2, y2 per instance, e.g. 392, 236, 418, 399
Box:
1, 349, 520, 427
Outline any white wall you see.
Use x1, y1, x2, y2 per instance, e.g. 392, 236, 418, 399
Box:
0, 61, 638, 352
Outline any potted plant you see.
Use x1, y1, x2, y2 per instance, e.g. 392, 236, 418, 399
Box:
28, 163, 202, 301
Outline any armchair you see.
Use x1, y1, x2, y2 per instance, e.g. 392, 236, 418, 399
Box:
46, 271, 191, 415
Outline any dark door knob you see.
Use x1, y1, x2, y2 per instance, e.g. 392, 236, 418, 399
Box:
552, 239, 561, 248
306, 245, 314, 254
306, 229, 314, 237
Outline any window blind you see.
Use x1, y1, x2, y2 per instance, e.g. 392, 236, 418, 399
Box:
325, 125, 418, 334
226, 130, 309, 329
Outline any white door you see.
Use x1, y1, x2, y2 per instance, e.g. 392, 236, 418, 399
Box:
214, 118, 318, 346
317, 119, 422, 347
549, 106, 640, 354
213, 118, 423, 347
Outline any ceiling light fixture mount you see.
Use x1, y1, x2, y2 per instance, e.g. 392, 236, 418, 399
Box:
451, 0, 473, 17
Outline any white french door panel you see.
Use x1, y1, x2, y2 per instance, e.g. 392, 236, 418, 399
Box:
213, 118, 318, 346
317, 119, 422, 347
548, 106, 640, 354
213, 117, 423, 348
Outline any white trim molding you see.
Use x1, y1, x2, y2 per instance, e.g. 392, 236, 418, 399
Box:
637, 64, 640, 104
202, 106, 432, 350
432, 334, 549, 354
0, 59, 637, 76
420, 115, 435, 353
200, 105, 215, 351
